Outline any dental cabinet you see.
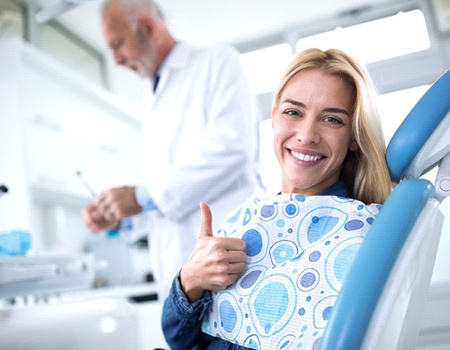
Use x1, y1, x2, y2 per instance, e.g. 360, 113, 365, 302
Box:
0, 37, 169, 349
0, 37, 141, 253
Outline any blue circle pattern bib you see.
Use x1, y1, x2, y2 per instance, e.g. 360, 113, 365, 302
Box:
201, 192, 381, 349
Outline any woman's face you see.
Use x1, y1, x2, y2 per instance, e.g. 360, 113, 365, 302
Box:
272, 69, 358, 195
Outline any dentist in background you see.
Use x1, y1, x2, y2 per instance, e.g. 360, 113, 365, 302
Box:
81, 0, 261, 300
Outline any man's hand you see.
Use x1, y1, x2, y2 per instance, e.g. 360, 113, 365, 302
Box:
180, 202, 247, 303
95, 186, 143, 221
81, 202, 120, 233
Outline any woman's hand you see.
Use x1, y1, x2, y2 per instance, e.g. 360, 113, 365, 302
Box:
180, 202, 247, 303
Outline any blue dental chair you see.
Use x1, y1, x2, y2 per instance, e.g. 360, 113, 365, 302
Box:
319, 68, 450, 349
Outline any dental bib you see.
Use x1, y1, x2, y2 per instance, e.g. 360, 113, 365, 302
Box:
201, 191, 381, 349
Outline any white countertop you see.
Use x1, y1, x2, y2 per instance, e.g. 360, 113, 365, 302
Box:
59, 282, 159, 303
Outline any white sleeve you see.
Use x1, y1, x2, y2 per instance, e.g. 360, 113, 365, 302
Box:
154, 46, 260, 221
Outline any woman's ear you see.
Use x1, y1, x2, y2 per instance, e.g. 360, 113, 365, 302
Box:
349, 139, 359, 151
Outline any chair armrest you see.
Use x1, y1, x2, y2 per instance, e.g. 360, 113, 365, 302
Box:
319, 178, 434, 350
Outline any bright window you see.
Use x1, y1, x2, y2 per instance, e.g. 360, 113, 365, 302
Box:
377, 84, 431, 143
377, 84, 439, 188
240, 44, 293, 95
296, 10, 430, 65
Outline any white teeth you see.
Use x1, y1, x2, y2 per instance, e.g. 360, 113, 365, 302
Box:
291, 151, 322, 162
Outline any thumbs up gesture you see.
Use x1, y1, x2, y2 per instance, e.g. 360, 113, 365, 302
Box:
180, 202, 248, 303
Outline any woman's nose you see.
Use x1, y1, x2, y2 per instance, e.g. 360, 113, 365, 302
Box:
296, 119, 320, 144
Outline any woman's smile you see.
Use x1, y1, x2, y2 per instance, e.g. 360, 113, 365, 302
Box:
290, 149, 324, 163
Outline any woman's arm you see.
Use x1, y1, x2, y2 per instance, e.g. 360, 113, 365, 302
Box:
162, 203, 248, 348
161, 273, 213, 350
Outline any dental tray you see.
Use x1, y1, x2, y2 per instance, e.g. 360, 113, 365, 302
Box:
0, 254, 95, 299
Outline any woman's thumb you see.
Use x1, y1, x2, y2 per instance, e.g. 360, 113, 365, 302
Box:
198, 202, 213, 238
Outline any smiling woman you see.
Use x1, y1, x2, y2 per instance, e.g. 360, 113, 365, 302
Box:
272, 69, 358, 196
271, 48, 392, 204
161, 48, 393, 350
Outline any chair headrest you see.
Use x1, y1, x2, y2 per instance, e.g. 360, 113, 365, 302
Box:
386, 68, 450, 183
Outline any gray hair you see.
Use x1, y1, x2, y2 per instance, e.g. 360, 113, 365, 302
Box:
102, 0, 164, 28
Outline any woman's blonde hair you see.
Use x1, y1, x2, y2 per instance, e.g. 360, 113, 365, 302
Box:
272, 48, 392, 204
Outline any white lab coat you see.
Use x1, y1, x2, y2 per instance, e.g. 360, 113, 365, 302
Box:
130, 42, 262, 300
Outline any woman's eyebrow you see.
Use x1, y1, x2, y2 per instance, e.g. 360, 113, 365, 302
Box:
323, 107, 351, 117
282, 99, 351, 117
282, 99, 306, 107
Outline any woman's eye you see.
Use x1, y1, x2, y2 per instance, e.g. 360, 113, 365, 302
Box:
324, 116, 344, 125
283, 109, 300, 117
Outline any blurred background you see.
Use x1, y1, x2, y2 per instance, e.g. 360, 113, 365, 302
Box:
1, 0, 450, 349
